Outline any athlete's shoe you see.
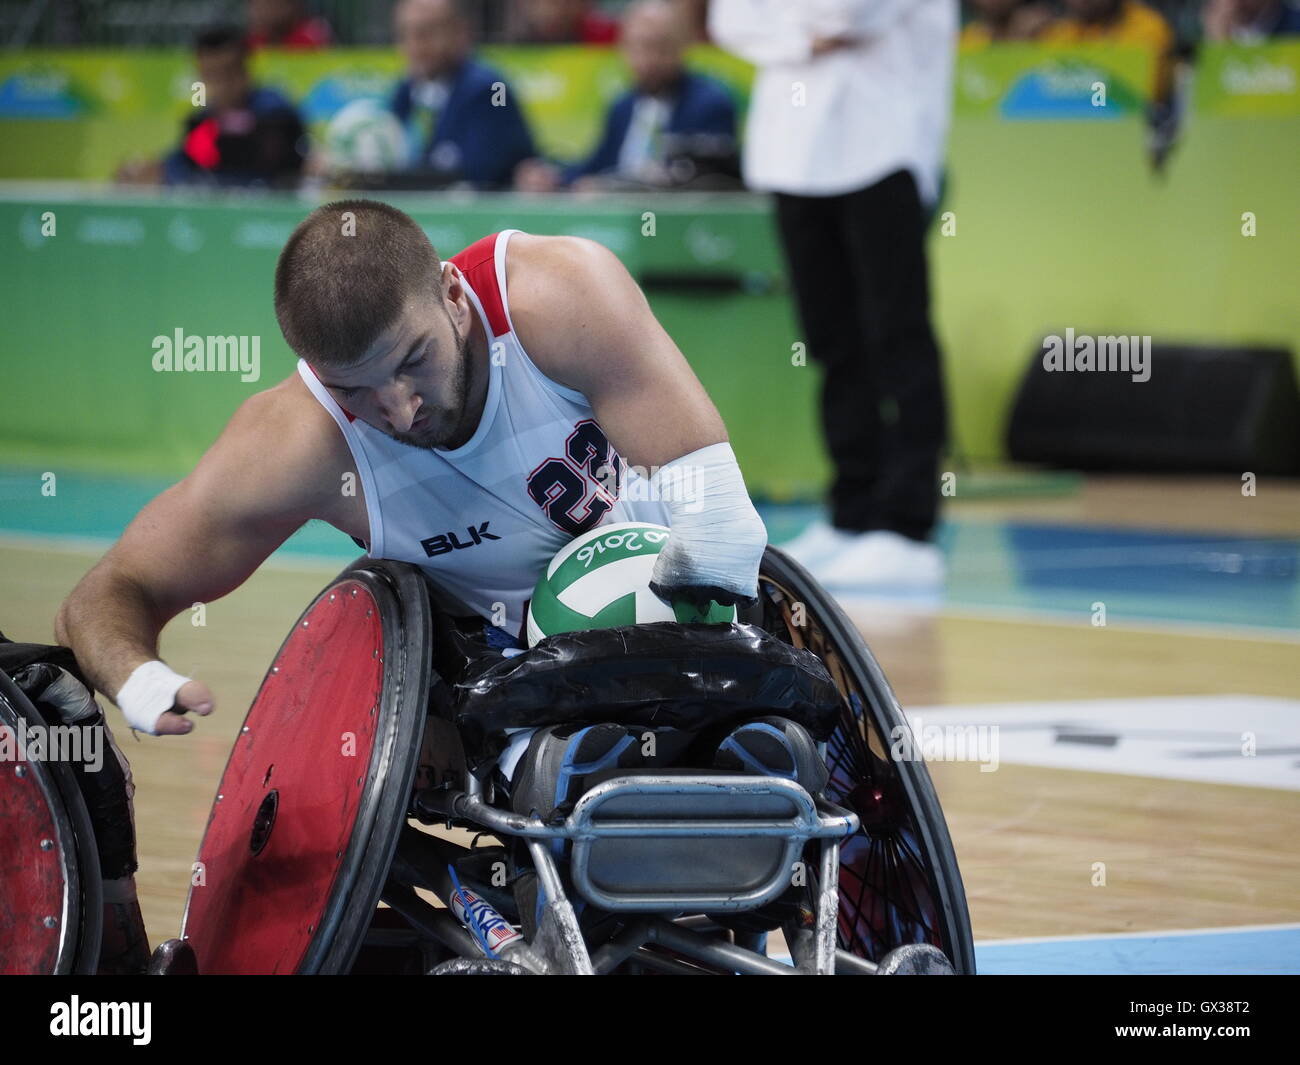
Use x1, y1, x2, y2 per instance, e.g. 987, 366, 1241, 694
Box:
713, 716, 828, 797
812, 530, 945, 592
776, 520, 855, 570
510, 722, 647, 820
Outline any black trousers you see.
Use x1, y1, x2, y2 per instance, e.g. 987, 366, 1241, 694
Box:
774, 169, 948, 542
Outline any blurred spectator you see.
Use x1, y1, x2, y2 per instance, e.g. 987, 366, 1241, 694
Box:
245, 0, 333, 49
1042, 1, 1175, 101
390, 0, 539, 188
961, 0, 1054, 44
508, 0, 620, 43
1204, 0, 1300, 39
711, 0, 957, 590
117, 25, 307, 187
516, 0, 736, 191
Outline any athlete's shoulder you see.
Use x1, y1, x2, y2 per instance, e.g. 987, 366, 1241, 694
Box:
503, 232, 643, 391
506, 229, 608, 264
452, 230, 624, 343
503, 231, 626, 319
201, 373, 354, 513
228, 372, 326, 438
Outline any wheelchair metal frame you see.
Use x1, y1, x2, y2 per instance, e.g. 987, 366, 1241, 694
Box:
393, 763, 869, 975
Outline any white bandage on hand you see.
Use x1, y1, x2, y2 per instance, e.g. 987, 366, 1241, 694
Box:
115, 659, 192, 735
647, 441, 768, 608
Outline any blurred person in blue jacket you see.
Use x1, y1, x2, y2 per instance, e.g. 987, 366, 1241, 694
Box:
389, 0, 539, 189
115, 25, 307, 187
516, 0, 737, 191
1204, 0, 1300, 39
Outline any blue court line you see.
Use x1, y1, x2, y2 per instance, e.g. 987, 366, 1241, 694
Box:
769, 504, 1300, 633
975, 924, 1300, 975
2, 469, 1297, 632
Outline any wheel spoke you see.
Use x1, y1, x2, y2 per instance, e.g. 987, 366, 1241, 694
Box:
759, 571, 954, 964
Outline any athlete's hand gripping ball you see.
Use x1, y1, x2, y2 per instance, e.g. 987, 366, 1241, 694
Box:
645, 442, 768, 611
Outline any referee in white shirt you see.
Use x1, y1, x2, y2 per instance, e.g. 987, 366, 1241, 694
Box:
710, 0, 957, 589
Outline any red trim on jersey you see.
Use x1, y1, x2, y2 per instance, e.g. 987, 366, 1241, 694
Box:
303, 362, 356, 421
450, 233, 510, 338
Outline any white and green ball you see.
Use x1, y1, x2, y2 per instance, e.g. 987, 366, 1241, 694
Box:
324, 99, 410, 172
525, 522, 737, 647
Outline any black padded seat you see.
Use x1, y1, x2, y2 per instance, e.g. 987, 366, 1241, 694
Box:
448, 622, 843, 771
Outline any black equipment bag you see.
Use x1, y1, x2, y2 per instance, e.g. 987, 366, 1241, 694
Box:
0, 630, 137, 879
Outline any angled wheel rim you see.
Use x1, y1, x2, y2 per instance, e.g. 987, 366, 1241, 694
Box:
756, 548, 975, 973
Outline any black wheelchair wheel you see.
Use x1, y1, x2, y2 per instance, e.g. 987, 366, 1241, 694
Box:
752, 547, 976, 974
0, 669, 103, 974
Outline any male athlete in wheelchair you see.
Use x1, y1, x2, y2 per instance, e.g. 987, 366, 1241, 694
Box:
350, 534, 973, 976
1, 537, 972, 975
1, 205, 971, 974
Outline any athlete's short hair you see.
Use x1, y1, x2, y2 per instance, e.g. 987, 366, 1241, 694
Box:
275, 199, 442, 368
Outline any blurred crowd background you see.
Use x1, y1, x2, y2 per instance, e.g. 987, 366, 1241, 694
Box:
7, 0, 1299, 48
1, 0, 1296, 497
1, 0, 1296, 192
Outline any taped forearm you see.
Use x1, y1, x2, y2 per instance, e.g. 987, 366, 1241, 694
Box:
648, 442, 768, 607
59, 571, 182, 733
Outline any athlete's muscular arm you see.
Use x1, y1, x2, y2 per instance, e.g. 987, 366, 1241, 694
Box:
55, 384, 351, 735
506, 233, 727, 471
507, 233, 768, 606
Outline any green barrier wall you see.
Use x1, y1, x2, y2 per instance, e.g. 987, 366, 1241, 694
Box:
937, 113, 1299, 464
0, 192, 827, 496
0, 43, 1296, 496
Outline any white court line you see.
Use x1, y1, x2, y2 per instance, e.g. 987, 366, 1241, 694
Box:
905, 695, 1300, 791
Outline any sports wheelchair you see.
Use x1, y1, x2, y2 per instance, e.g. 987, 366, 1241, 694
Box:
1, 548, 973, 976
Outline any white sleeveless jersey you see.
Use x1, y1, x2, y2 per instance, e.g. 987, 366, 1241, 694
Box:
298, 229, 669, 638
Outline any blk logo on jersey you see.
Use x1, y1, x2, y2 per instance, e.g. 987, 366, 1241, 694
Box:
420, 521, 501, 557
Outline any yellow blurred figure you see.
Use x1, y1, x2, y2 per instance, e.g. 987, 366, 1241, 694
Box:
1042, 0, 1175, 103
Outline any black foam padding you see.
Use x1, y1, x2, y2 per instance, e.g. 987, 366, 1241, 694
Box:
452, 622, 843, 771
1007, 342, 1300, 473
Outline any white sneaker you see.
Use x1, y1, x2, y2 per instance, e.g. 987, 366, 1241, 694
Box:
777, 520, 855, 569
813, 530, 945, 591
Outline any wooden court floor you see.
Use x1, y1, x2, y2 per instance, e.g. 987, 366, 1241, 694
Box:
1, 475, 1297, 953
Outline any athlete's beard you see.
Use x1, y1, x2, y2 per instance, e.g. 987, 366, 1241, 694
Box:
389, 312, 473, 451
